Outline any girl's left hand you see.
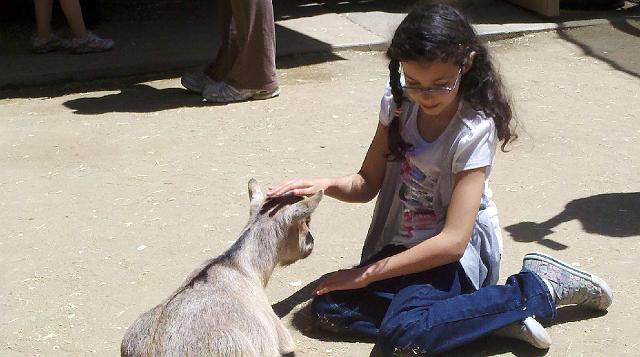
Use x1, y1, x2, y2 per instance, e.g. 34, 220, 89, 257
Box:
314, 266, 371, 295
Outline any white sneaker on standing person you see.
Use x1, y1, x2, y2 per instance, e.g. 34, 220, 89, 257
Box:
32, 0, 113, 54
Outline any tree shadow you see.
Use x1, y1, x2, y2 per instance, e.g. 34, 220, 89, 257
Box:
556, 13, 640, 80
505, 192, 640, 250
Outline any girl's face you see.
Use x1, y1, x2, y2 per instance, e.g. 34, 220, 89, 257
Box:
401, 60, 464, 119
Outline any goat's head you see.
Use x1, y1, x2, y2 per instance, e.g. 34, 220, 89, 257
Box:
248, 178, 322, 266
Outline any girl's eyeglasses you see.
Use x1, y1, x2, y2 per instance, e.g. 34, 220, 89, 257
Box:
401, 67, 463, 96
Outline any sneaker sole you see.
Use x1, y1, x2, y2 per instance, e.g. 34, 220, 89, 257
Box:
523, 252, 613, 310
204, 89, 280, 103
73, 47, 114, 54
251, 88, 280, 100
493, 316, 551, 349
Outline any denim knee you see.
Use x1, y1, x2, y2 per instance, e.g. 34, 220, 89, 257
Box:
378, 310, 436, 356
310, 293, 348, 333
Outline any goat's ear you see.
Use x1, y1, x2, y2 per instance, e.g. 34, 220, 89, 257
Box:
287, 191, 323, 221
248, 178, 264, 215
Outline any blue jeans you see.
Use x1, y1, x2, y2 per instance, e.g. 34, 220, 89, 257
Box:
311, 245, 556, 356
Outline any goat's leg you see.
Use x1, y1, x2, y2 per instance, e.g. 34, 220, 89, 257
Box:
273, 318, 296, 356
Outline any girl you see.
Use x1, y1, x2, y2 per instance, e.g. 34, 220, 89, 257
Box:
267, 3, 612, 356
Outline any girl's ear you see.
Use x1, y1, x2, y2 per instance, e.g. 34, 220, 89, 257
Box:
463, 51, 477, 74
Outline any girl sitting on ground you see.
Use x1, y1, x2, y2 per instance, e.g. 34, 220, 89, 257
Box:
268, 3, 612, 355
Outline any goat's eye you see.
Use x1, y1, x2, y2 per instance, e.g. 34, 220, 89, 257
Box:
305, 217, 311, 226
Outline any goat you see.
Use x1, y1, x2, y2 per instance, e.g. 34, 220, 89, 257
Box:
121, 179, 323, 357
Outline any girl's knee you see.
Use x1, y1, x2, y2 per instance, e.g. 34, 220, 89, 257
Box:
310, 292, 351, 333
378, 312, 437, 356
310, 292, 334, 316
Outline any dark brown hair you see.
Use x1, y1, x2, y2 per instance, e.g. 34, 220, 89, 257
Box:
385, 3, 517, 160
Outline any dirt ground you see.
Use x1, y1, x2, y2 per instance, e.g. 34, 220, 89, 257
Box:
1, 24, 639, 356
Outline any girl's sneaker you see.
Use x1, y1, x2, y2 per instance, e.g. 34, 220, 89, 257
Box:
32, 34, 71, 54
493, 316, 552, 349
523, 252, 613, 310
202, 81, 280, 103
72, 32, 114, 54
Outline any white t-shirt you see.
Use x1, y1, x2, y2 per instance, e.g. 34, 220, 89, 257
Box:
361, 84, 503, 289
378, 84, 498, 248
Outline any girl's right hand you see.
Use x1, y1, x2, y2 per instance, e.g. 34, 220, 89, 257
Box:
266, 178, 328, 198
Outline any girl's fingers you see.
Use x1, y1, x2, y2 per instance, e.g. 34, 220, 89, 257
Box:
267, 179, 305, 197
315, 283, 332, 295
267, 184, 292, 196
294, 187, 317, 196
270, 182, 315, 197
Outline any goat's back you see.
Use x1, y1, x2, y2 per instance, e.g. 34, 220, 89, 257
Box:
121, 265, 282, 357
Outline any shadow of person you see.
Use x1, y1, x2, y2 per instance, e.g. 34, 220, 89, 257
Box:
505, 192, 640, 250
552, 304, 608, 325
272, 275, 325, 318
272, 275, 377, 343
62, 84, 213, 114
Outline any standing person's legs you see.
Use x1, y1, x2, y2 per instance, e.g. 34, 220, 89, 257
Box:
200, 0, 279, 102
181, 0, 233, 94
223, 0, 278, 91
58, 0, 88, 38
34, 0, 54, 38
32, 0, 113, 53
33, 0, 72, 53
205, 0, 235, 82
60, 0, 113, 53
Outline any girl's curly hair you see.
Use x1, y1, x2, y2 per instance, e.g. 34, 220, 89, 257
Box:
385, 3, 517, 160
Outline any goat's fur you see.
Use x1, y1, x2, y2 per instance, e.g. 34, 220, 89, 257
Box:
121, 179, 323, 357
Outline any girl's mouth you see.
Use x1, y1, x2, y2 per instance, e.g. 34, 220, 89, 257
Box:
422, 103, 440, 110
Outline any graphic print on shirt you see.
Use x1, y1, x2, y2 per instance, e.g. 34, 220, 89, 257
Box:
398, 152, 439, 238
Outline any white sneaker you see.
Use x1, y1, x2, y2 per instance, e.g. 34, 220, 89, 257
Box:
493, 316, 552, 349
181, 72, 218, 94
71, 32, 114, 54
202, 81, 280, 103
32, 33, 71, 53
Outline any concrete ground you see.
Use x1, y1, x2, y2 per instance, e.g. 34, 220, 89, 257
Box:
1, 21, 639, 357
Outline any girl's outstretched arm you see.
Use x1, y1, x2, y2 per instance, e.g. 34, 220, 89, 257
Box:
267, 123, 390, 203
315, 167, 486, 295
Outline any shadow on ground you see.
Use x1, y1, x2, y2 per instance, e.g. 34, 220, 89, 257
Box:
506, 192, 640, 250
62, 84, 208, 114
557, 15, 640, 79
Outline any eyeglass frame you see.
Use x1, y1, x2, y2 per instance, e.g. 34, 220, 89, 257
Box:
400, 66, 463, 96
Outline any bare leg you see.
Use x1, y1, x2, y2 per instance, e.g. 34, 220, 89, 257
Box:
59, 0, 88, 38
33, 0, 54, 38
